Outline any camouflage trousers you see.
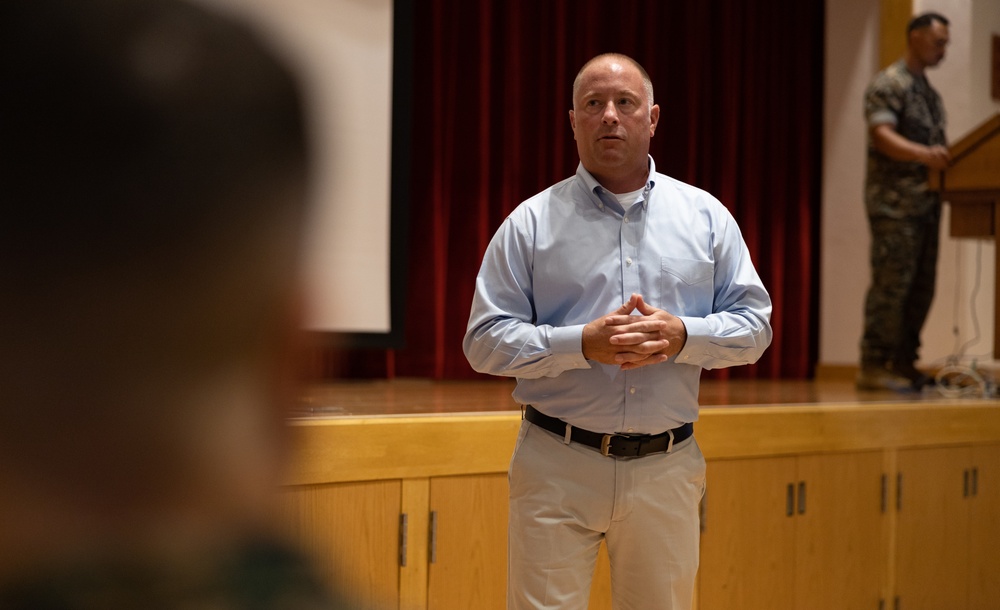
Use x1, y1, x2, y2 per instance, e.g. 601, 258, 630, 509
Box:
860, 210, 941, 367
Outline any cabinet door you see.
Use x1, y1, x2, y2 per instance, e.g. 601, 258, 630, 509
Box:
795, 452, 886, 610
427, 474, 508, 610
895, 446, 971, 610
278, 480, 403, 610
969, 444, 1000, 610
587, 542, 612, 610
699, 456, 797, 610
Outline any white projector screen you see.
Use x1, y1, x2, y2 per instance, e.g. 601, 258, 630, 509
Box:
198, 0, 407, 343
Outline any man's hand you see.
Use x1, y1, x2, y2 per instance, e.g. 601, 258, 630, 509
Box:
870, 124, 950, 169
581, 293, 687, 370
916, 144, 951, 170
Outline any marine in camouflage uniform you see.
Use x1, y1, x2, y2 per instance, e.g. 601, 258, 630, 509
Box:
860, 55, 947, 389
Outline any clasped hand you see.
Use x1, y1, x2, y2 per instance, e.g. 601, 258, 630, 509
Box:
581, 293, 687, 370
919, 144, 950, 170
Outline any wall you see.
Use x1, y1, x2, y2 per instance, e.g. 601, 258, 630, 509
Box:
821, 0, 1000, 371
198, 0, 397, 336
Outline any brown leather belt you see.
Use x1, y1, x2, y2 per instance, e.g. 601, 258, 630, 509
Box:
523, 405, 693, 457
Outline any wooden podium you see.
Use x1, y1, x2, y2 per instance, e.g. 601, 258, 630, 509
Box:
929, 113, 1000, 354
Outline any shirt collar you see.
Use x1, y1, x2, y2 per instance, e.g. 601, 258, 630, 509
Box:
576, 155, 658, 212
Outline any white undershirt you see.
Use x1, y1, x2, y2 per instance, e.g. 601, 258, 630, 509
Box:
612, 187, 646, 208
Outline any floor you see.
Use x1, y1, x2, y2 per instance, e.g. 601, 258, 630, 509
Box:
290, 375, 975, 419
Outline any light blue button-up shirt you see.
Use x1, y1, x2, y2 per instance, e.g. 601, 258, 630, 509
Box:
463, 157, 772, 434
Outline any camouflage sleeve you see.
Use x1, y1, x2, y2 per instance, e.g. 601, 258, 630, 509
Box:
864, 74, 902, 128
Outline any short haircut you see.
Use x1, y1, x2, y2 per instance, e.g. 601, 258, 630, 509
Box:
572, 53, 655, 111
908, 12, 949, 34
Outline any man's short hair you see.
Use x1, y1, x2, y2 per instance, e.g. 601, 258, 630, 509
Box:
572, 53, 655, 111
908, 12, 949, 34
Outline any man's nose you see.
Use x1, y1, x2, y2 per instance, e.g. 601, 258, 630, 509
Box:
602, 102, 619, 124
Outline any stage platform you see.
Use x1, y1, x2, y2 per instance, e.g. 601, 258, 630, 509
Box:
279, 378, 1000, 610
291, 376, 989, 419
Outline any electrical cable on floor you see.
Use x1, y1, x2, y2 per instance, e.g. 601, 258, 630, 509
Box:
932, 240, 996, 398
935, 363, 990, 398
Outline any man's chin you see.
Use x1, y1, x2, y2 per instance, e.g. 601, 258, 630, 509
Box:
593, 147, 628, 161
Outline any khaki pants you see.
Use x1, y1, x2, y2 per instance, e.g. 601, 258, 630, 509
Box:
508, 419, 706, 610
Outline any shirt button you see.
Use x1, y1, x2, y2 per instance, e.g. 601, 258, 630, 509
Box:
629, 387, 636, 394
626, 257, 633, 266
623, 216, 630, 223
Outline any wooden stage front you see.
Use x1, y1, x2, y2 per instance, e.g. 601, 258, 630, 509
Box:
283, 377, 1000, 485
279, 378, 1000, 610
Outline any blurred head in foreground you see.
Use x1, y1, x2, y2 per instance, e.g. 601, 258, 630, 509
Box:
0, 0, 342, 605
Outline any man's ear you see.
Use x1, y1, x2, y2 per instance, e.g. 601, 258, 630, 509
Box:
649, 104, 660, 137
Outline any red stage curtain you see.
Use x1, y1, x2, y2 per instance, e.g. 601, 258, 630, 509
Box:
322, 0, 824, 380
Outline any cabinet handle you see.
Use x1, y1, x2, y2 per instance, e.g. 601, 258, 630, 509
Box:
428, 510, 438, 564
972, 467, 979, 497
786, 483, 795, 516
964, 469, 970, 498
399, 513, 408, 567
896, 473, 903, 511
881, 474, 888, 513
797, 481, 806, 515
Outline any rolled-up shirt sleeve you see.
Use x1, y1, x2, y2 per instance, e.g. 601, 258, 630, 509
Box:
865, 73, 901, 128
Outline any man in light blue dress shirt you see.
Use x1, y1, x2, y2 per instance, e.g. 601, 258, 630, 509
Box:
463, 53, 772, 610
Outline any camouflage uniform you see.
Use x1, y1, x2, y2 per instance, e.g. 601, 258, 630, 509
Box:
0, 537, 358, 609
861, 60, 946, 370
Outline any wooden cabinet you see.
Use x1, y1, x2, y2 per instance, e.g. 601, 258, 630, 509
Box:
427, 474, 508, 610
794, 453, 887, 609
699, 452, 886, 610
279, 474, 511, 610
280, 401, 1000, 609
699, 456, 797, 609
894, 444, 1000, 610
967, 444, 1000, 610
277, 480, 403, 610
587, 544, 612, 610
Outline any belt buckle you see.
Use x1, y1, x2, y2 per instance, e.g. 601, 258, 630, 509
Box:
602, 432, 651, 457
601, 433, 633, 457
600, 434, 615, 456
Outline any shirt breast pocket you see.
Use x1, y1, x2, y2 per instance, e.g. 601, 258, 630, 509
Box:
660, 257, 714, 316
